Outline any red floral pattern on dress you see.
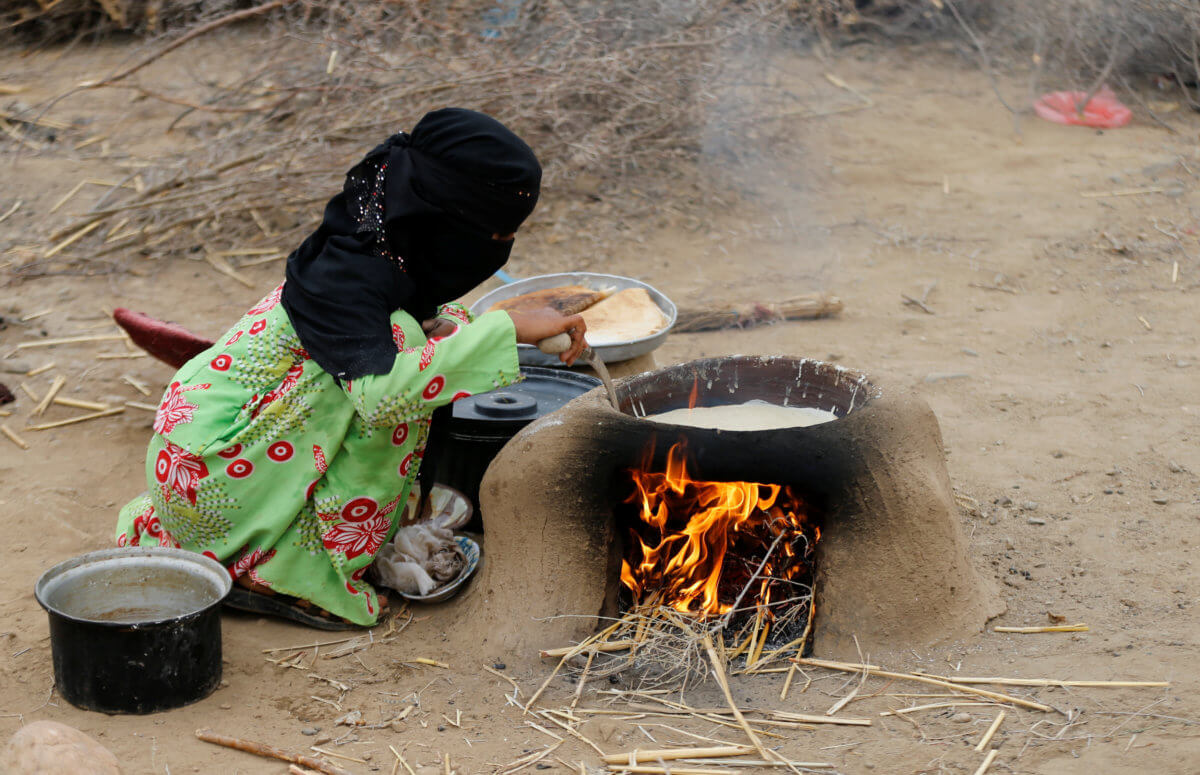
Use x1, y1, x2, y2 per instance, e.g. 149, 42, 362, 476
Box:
249, 319, 267, 335
391, 423, 409, 446
306, 444, 329, 499
217, 443, 243, 459
211, 354, 232, 371
322, 514, 390, 559
153, 381, 210, 435
341, 497, 378, 522
226, 458, 254, 479
378, 492, 405, 517
228, 547, 277, 581
225, 330, 244, 346
422, 375, 445, 401
398, 452, 415, 478
247, 284, 284, 315
451, 390, 472, 402
290, 346, 310, 361
392, 324, 405, 351
154, 441, 208, 505
252, 362, 304, 418
266, 440, 294, 462
418, 340, 436, 371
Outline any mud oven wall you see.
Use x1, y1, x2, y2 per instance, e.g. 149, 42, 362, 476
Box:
453, 357, 1002, 662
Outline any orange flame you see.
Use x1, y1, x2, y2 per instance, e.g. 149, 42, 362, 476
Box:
687, 377, 699, 410
620, 439, 816, 618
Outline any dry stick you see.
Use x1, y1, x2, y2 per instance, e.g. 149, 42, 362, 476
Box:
528, 622, 619, 711
195, 729, 351, 775
538, 710, 607, 757
701, 634, 780, 769
310, 747, 367, 764
605, 768, 752, 775
50, 180, 89, 214
1, 424, 29, 450
780, 664, 797, 701
973, 749, 999, 775
673, 295, 843, 333
44, 220, 103, 258
601, 746, 751, 765
204, 251, 254, 288
934, 676, 1169, 689
792, 658, 1053, 713
571, 649, 595, 710
483, 664, 523, 695
31, 375, 65, 417
16, 334, 126, 349
975, 710, 1005, 752
121, 374, 152, 396
26, 407, 125, 431
0, 200, 20, 225
1080, 187, 1164, 198
826, 664, 868, 716
25, 362, 55, 376
767, 711, 870, 726
389, 745, 417, 775
880, 701, 995, 717
541, 641, 637, 658
994, 624, 1088, 634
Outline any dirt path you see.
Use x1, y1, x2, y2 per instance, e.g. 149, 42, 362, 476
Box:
0, 38, 1196, 775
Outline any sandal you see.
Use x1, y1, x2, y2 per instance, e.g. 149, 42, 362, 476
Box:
223, 586, 362, 631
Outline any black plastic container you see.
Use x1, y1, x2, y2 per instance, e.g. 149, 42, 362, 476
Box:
432, 366, 600, 523
34, 547, 232, 714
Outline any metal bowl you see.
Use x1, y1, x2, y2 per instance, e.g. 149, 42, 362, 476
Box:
470, 272, 677, 366
398, 536, 481, 604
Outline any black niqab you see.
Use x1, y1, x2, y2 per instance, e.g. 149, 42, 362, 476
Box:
281, 108, 541, 381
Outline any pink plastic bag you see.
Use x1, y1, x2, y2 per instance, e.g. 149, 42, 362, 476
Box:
1034, 87, 1132, 128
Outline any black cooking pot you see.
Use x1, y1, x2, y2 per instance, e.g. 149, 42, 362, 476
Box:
430, 366, 600, 527
35, 547, 232, 714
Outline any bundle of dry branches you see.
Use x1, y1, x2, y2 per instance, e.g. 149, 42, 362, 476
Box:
1, 0, 212, 37
26, 0, 804, 276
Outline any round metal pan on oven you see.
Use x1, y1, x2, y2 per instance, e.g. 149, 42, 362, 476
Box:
470, 272, 677, 366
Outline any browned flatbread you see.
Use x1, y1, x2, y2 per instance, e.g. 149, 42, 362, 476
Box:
580, 288, 668, 345
487, 285, 612, 316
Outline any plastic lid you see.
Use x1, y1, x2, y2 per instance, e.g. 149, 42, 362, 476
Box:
452, 366, 600, 423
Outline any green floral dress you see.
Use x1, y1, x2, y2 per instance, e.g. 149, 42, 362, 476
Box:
116, 283, 519, 625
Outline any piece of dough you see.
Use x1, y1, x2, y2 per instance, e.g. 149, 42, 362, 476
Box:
580, 288, 669, 345
487, 285, 613, 316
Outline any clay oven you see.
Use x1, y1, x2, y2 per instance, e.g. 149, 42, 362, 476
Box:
454, 356, 1001, 662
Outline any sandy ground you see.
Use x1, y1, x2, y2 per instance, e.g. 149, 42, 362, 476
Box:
0, 32, 1197, 775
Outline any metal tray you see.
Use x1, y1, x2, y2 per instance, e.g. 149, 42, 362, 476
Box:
470, 272, 677, 366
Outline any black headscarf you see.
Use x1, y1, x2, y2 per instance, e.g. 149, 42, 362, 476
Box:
281, 108, 541, 380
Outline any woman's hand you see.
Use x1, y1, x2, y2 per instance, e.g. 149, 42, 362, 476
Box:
506, 308, 588, 365
421, 318, 459, 340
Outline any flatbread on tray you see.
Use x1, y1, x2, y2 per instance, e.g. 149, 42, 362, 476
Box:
580, 288, 669, 345
486, 285, 613, 317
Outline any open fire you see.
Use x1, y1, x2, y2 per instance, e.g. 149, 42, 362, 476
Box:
619, 438, 819, 632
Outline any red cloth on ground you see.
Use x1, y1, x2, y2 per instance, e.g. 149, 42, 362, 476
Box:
112, 308, 214, 368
